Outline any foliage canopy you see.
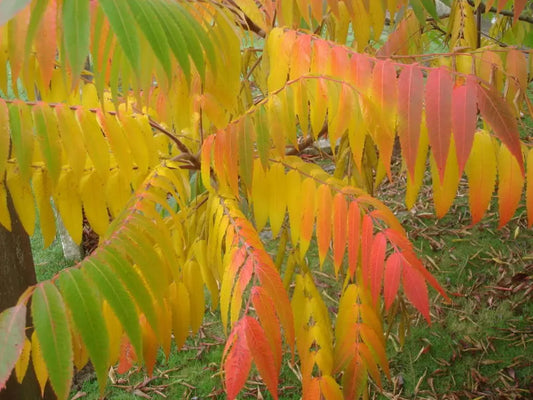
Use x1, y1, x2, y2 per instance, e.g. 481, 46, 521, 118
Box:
0, 0, 532, 399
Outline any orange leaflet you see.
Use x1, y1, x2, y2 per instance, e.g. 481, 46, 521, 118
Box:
425, 67, 453, 183
497, 144, 525, 227
452, 76, 477, 175
384, 252, 402, 311
300, 178, 317, 257
398, 64, 424, 179
316, 185, 333, 267
251, 287, 282, 371
243, 316, 279, 400
526, 149, 533, 228
290, 34, 312, 79
329, 46, 350, 81
139, 314, 158, 376
505, 49, 527, 112
347, 201, 361, 279
35, 0, 57, 86
117, 335, 136, 374
477, 84, 525, 175
230, 258, 254, 326
402, 266, 430, 324
311, 38, 331, 75
332, 193, 348, 275
223, 322, 252, 400
369, 232, 386, 305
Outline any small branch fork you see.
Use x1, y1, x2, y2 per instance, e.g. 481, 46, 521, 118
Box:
466, 0, 533, 24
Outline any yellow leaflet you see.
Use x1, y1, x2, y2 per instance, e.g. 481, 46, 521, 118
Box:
279, 89, 297, 149
527, 148, 533, 227
98, 112, 134, 184
77, 108, 110, 181
352, 1, 371, 50
252, 159, 269, 232
71, 329, 89, 371
116, 112, 150, 175
311, 324, 334, 376
0, 30, 7, 94
405, 121, 429, 209
105, 169, 131, 218
299, 178, 317, 259
133, 114, 159, 167
369, 0, 385, 40
157, 298, 172, 358
168, 282, 190, 349
15, 337, 31, 383
54, 169, 83, 244
294, 80, 310, 136
31, 331, 49, 396
192, 240, 219, 309
266, 28, 292, 92
81, 83, 100, 109
158, 163, 191, 209
235, 0, 268, 32
0, 182, 11, 230
286, 169, 302, 246
278, 0, 294, 26
38, 105, 63, 186
103, 300, 123, 366
80, 171, 109, 236
430, 139, 460, 218
6, 164, 35, 235
333, 3, 350, 43
55, 105, 87, 180
268, 163, 287, 238
455, 54, 474, 76
184, 260, 205, 335
348, 101, 366, 172
309, 79, 328, 139
465, 131, 497, 224
32, 169, 56, 248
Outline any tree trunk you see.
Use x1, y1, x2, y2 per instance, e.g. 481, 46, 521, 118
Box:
0, 191, 54, 400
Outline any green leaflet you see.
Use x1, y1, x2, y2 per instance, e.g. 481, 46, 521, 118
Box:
0, 305, 26, 390
99, 0, 140, 75
127, 0, 171, 83
419, 0, 439, 21
62, 0, 90, 82
32, 282, 73, 400
159, 1, 207, 81
0, 0, 31, 26
100, 247, 160, 338
8, 103, 33, 181
83, 259, 143, 361
32, 105, 61, 185
149, 0, 191, 82
58, 269, 109, 394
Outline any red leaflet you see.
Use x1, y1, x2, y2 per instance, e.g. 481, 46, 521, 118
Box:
347, 201, 361, 279
117, 335, 137, 374
361, 214, 374, 287
514, 0, 527, 24
251, 287, 282, 371
452, 76, 477, 176
243, 316, 279, 400
256, 261, 295, 352
332, 193, 348, 275
402, 266, 430, 324
369, 232, 386, 304
223, 323, 252, 400
384, 253, 402, 311
398, 64, 424, 178
425, 67, 453, 183
371, 59, 398, 178
316, 185, 333, 267
477, 84, 524, 175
